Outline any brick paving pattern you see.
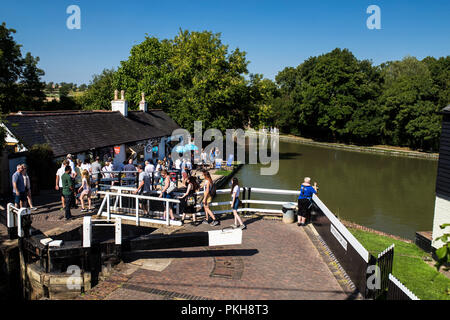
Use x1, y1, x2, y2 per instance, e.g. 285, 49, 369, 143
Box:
79, 216, 351, 300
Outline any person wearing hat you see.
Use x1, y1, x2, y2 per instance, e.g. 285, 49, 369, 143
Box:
297, 177, 318, 227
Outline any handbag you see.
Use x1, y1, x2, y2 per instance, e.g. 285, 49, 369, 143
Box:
186, 196, 196, 206
166, 180, 176, 194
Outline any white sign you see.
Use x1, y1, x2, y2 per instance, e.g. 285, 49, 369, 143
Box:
331, 224, 347, 251
208, 229, 242, 246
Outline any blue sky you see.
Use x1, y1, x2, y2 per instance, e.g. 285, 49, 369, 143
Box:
1, 0, 449, 84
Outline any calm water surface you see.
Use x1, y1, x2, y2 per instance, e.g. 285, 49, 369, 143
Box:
227, 141, 438, 240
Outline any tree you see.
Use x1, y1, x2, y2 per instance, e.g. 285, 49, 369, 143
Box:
80, 68, 116, 110
0, 22, 23, 114
0, 22, 46, 113
20, 52, 45, 110
379, 56, 441, 151
275, 48, 382, 143
247, 75, 280, 129
113, 30, 252, 132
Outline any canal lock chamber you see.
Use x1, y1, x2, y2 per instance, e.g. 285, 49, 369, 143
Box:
5, 218, 156, 300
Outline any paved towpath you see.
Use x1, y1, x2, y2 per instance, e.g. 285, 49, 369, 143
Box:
79, 216, 354, 300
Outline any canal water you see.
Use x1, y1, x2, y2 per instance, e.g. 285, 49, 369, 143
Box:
227, 140, 438, 240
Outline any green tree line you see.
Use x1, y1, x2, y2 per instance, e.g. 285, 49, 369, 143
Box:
1, 21, 449, 152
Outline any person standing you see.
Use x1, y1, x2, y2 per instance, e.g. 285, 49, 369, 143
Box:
81, 158, 92, 174
12, 164, 26, 208
201, 148, 207, 169
55, 160, 69, 210
297, 177, 318, 227
179, 176, 200, 225
202, 170, 219, 226
144, 160, 155, 186
66, 154, 75, 172
230, 177, 245, 229
123, 159, 136, 185
91, 156, 102, 188
78, 169, 92, 212
159, 170, 176, 221
61, 166, 74, 220
167, 154, 174, 170
186, 158, 192, 176
21, 164, 37, 210
134, 165, 152, 216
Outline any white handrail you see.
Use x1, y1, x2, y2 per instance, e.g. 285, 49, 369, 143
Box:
96, 190, 182, 226
7, 203, 30, 238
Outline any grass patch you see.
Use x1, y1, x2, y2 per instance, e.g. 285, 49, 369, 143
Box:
215, 170, 232, 176
349, 227, 450, 300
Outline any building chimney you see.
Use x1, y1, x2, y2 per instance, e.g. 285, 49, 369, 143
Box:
111, 89, 128, 117
139, 92, 148, 112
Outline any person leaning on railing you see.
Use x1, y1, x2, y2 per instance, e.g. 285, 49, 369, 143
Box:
297, 177, 318, 227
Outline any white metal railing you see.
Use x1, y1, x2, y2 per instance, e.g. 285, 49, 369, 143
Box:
83, 216, 122, 248
96, 190, 182, 227
193, 187, 299, 217
7, 203, 31, 237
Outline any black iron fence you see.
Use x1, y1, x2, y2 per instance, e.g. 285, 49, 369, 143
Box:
387, 274, 420, 300
372, 244, 395, 299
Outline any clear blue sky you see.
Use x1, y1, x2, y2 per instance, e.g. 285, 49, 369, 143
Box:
1, 0, 449, 84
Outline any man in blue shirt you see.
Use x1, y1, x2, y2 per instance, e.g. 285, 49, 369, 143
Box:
12, 164, 26, 208
297, 177, 318, 227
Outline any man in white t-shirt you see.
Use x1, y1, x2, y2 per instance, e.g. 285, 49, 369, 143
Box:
144, 160, 155, 175
55, 160, 69, 209
174, 157, 182, 171
102, 161, 115, 185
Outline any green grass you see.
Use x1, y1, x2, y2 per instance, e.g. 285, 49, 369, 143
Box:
215, 169, 232, 176
349, 227, 450, 300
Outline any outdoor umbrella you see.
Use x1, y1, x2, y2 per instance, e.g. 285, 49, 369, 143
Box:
184, 143, 199, 151
174, 145, 185, 153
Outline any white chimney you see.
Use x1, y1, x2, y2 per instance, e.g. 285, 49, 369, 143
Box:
139, 92, 148, 112
111, 89, 128, 117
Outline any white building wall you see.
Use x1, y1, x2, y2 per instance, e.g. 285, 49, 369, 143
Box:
432, 193, 450, 249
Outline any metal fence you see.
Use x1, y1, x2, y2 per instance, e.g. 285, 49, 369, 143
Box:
373, 244, 395, 299
387, 274, 420, 300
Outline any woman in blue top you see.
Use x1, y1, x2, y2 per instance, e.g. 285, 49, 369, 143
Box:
297, 177, 318, 227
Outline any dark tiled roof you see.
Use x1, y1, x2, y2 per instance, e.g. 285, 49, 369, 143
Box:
441, 105, 450, 114
4, 109, 180, 157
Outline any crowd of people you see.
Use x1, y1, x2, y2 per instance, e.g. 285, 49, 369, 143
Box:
12, 147, 252, 228
12, 150, 318, 231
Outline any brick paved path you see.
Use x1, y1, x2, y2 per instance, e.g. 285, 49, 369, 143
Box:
80, 216, 351, 300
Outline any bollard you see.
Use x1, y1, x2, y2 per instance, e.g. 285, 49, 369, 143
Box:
282, 202, 297, 224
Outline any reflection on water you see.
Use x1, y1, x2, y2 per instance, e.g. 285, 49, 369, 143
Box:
226, 141, 437, 240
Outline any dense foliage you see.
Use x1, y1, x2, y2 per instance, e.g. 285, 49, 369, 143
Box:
112, 30, 252, 132
2, 20, 449, 152
0, 22, 46, 114
273, 50, 449, 151
79, 68, 116, 110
